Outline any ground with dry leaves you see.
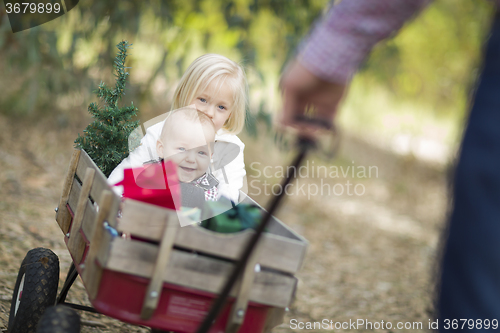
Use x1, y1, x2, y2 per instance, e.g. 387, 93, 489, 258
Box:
0, 115, 449, 333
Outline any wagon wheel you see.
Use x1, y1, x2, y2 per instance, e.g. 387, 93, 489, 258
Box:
36, 305, 80, 333
8, 248, 60, 333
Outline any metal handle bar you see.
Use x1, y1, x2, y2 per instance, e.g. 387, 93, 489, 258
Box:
195, 135, 316, 333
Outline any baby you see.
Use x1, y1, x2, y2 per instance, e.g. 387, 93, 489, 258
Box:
155, 107, 219, 208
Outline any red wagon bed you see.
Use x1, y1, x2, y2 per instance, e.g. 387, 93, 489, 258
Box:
45, 149, 308, 332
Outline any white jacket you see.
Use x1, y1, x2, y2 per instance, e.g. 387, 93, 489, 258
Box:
107, 120, 247, 203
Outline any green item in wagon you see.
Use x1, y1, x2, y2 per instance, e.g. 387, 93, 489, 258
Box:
200, 197, 263, 233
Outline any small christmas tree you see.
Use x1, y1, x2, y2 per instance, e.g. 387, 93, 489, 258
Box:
75, 40, 140, 177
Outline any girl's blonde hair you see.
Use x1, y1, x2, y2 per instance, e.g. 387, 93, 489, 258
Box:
171, 54, 248, 135
161, 107, 215, 142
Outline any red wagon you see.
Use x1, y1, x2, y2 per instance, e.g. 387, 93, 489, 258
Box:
8, 149, 308, 333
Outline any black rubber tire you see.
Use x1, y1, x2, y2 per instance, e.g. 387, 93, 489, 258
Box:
8, 248, 60, 333
36, 305, 80, 333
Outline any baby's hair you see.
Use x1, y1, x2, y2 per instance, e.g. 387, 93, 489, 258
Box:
171, 54, 248, 135
160, 107, 216, 142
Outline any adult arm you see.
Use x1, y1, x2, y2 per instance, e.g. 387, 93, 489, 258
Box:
281, 0, 432, 130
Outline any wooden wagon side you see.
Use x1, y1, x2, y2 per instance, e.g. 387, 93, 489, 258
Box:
55, 149, 308, 332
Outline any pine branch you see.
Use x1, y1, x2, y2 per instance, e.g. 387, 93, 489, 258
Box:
75, 40, 139, 177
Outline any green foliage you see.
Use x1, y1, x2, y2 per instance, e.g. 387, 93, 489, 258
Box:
74, 41, 139, 177
0, 0, 496, 140
0, 0, 327, 119
359, 0, 494, 119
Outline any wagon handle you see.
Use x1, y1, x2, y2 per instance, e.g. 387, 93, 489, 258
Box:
196, 133, 318, 333
275, 115, 340, 160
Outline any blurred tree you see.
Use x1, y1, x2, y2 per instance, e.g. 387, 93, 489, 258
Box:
0, 0, 495, 132
359, 0, 495, 118
0, 0, 326, 120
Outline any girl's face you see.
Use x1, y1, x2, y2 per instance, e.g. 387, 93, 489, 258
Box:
190, 79, 233, 132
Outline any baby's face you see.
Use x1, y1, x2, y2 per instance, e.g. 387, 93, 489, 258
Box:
158, 120, 214, 182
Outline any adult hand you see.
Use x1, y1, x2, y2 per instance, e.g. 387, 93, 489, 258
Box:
280, 60, 347, 137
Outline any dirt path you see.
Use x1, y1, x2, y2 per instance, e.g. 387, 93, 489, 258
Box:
0, 116, 448, 332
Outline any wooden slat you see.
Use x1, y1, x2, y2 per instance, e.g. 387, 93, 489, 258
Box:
118, 199, 305, 274
68, 168, 95, 264
92, 199, 120, 271
140, 216, 178, 319
56, 150, 81, 234
104, 238, 297, 308
81, 191, 114, 300
226, 248, 260, 333
175, 227, 306, 274
80, 202, 97, 242
92, 191, 121, 270
75, 150, 110, 205
263, 308, 286, 333
119, 199, 171, 235
67, 178, 81, 214
67, 178, 98, 242
96, 230, 113, 268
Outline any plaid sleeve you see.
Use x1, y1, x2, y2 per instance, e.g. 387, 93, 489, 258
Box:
299, 0, 432, 84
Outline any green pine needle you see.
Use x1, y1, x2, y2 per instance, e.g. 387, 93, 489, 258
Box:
75, 40, 140, 177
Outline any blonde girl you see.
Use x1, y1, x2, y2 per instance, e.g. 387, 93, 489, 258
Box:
108, 54, 248, 202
